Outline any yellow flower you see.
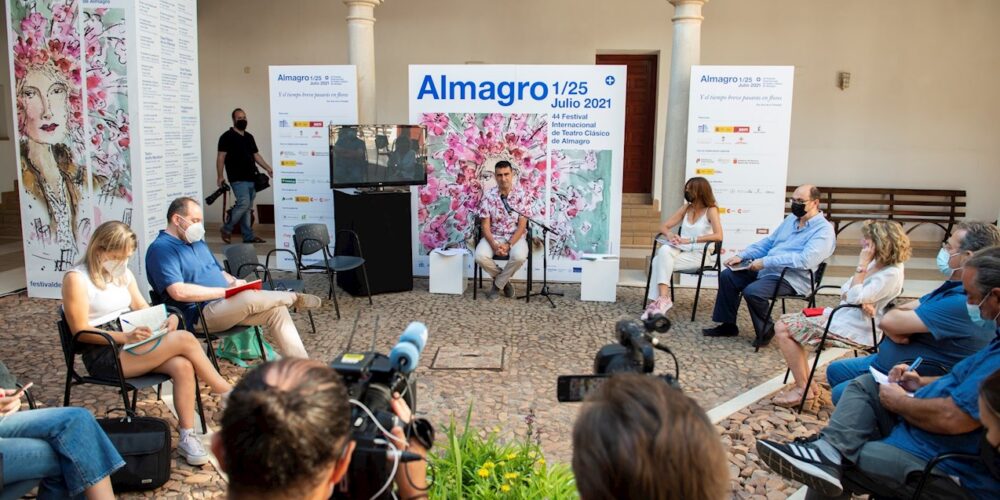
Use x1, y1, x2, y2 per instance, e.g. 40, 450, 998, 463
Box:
527, 451, 537, 459
504, 472, 519, 480
483, 461, 496, 469
497, 461, 506, 467
537, 458, 546, 465
506, 452, 517, 460
501, 484, 511, 493
492, 426, 501, 433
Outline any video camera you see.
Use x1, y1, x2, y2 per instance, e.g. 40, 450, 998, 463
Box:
557, 315, 679, 402
205, 182, 230, 205
330, 321, 429, 499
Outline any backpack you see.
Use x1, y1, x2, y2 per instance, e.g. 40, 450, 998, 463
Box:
215, 327, 278, 367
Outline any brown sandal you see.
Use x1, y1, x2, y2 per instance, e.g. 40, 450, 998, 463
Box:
772, 388, 818, 408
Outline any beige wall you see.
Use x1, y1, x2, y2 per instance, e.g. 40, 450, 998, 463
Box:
1, 0, 998, 236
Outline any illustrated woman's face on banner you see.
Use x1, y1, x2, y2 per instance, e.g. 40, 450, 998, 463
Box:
18, 62, 71, 145
478, 161, 497, 192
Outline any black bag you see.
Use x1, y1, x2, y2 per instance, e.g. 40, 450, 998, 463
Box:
97, 414, 171, 491
254, 171, 270, 192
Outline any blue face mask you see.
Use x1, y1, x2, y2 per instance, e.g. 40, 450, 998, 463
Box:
967, 295, 999, 328
937, 248, 959, 276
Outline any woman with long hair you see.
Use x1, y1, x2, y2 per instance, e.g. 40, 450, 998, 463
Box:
643, 177, 723, 319
61, 221, 233, 466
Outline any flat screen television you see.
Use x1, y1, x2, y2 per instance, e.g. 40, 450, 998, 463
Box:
329, 125, 428, 188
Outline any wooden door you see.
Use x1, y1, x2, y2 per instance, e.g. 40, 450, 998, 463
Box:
596, 54, 657, 194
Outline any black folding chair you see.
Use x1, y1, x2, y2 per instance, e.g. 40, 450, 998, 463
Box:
911, 452, 985, 499
223, 243, 316, 333
642, 231, 722, 321
148, 290, 268, 372
471, 218, 533, 302
57, 307, 207, 433
754, 263, 828, 352
293, 224, 373, 319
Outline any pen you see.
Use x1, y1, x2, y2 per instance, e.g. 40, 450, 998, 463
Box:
907, 357, 923, 373
119, 318, 136, 328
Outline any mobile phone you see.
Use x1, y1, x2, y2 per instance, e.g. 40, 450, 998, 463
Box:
556, 375, 610, 402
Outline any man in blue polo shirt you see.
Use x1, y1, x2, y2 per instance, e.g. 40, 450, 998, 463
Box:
146, 197, 320, 359
756, 246, 1000, 499
826, 222, 1000, 403
703, 185, 836, 347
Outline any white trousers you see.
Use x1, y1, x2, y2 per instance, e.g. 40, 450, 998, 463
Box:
647, 246, 710, 300
474, 238, 528, 288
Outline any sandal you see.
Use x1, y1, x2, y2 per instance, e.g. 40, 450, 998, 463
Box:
772, 387, 818, 408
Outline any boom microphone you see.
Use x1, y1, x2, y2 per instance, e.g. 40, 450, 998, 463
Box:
500, 194, 513, 215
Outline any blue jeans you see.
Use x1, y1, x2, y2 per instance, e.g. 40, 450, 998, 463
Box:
0, 407, 124, 498
827, 354, 875, 404
222, 180, 256, 240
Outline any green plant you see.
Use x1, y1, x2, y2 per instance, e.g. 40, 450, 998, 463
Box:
427, 405, 577, 499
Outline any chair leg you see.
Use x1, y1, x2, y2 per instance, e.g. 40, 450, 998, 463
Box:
330, 272, 342, 319
327, 271, 335, 300
194, 377, 207, 434
757, 296, 780, 353
361, 263, 373, 305
781, 298, 787, 314
798, 344, 825, 413
692, 272, 704, 322
130, 387, 139, 412
205, 338, 221, 372
308, 310, 316, 333
473, 262, 478, 300
642, 262, 654, 311
254, 327, 268, 363
783, 368, 791, 384
157, 384, 162, 401
63, 368, 74, 407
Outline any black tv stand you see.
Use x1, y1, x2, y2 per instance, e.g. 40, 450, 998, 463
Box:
333, 190, 413, 295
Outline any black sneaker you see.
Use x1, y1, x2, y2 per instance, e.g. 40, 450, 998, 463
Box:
756, 439, 843, 497
485, 284, 500, 301
753, 325, 777, 348
702, 323, 739, 337
503, 282, 515, 298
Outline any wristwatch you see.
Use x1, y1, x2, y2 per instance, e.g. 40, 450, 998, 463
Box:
856, 265, 866, 273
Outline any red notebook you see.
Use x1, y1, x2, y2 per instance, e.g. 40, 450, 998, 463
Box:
225, 279, 263, 298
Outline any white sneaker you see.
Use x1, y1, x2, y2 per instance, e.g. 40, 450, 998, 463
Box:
178, 432, 210, 466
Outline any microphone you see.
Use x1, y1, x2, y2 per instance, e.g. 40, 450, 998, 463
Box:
500, 194, 513, 215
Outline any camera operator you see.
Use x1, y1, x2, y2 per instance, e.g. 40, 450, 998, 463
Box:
571, 374, 729, 500
211, 358, 429, 499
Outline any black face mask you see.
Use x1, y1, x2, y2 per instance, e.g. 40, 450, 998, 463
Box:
791, 201, 808, 218
981, 433, 1000, 479
683, 191, 694, 203
235, 119, 248, 131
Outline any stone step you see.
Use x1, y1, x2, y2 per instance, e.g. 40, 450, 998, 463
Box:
622, 193, 653, 205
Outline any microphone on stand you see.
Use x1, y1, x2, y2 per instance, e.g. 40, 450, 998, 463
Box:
500, 194, 513, 215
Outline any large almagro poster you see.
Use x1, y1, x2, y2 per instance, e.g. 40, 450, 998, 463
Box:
408, 65, 626, 282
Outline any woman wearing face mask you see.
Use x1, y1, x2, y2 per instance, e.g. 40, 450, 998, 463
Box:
61, 221, 233, 466
642, 177, 723, 319
770, 220, 910, 407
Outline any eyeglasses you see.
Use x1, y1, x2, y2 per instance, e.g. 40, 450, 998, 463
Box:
789, 198, 813, 204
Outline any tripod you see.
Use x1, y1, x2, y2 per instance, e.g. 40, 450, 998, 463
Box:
509, 206, 563, 308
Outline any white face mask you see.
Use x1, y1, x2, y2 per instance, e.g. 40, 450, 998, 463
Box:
179, 216, 206, 243
102, 259, 128, 279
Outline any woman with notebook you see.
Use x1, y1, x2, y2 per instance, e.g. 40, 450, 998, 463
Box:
642, 177, 724, 319
61, 221, 232, 466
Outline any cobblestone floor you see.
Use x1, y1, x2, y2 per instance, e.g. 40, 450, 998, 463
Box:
0, 277, 847, 498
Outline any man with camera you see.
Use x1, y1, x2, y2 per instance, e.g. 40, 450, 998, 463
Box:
213, 358, 430, 499
217, 108, 272, 244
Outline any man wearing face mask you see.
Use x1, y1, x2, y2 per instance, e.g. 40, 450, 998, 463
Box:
825, 222, 1000, 404
703, 185, 836, 347
756, 246, 1000, 499
217, 108, 272, 244
145, 197, 320, 359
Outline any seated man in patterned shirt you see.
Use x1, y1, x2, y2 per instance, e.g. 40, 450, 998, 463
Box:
474, 160, 530, 300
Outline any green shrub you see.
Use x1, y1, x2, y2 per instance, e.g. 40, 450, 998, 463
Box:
427, 406, 577, 499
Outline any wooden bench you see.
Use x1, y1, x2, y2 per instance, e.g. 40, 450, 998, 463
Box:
785, 186, 966, 240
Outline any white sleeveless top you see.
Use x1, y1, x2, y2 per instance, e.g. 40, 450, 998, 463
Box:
681, 208, 712, 240
66, 265, 134, 326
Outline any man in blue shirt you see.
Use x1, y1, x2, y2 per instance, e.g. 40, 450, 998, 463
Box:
703, 185, 836, 347
146, 197, 321, 359
826, 222, 1000, 403
756, 246, 1000, 499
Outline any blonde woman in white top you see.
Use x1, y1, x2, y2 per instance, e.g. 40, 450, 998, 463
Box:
643, 177, 724, 319
771, 220, 911, 407
62, 221, 233, 466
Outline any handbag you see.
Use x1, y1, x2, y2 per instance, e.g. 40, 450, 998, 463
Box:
216, 327, 278, 368
97, 413, 171, 491
254, 170, 270, 192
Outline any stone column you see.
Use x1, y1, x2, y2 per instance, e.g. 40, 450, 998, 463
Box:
344, 0, 383, 124
661, 0, 708, 222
